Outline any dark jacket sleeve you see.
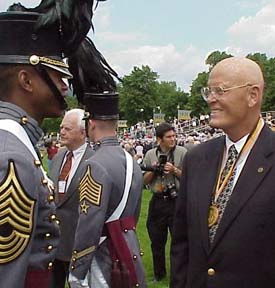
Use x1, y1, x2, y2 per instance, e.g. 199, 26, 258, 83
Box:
170, 153, 189, 288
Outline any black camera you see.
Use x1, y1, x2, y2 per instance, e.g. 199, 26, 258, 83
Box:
163, 183, 178, 199
155, 154, 167, 175
140, 154, 167, 176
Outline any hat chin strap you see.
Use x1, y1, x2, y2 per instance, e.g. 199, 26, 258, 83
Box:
34, 64, 68, 110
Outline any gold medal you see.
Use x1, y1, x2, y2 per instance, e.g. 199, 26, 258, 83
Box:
208, 205, 219, 227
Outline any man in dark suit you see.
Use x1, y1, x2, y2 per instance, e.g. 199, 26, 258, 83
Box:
49, 108, 94, 288
170, 57, 275, 288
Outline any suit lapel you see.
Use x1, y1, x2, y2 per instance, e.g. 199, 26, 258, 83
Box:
58, 145, 93, 206
197, 137, 224, 254
210, 126, 275, 253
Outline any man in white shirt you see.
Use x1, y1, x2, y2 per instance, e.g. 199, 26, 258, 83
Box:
49, 109, 94, 288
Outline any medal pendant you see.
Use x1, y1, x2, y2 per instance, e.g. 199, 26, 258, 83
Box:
208, 205, 219, 227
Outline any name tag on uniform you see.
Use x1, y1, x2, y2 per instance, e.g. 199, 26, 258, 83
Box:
58, 181, 66, 193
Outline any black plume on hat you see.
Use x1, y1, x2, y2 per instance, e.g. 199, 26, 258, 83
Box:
68, 37, 120, 104
68, 37, 121, 119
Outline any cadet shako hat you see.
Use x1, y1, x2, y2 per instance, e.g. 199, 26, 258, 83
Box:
0, 11, 72, 78
84, 92, 119, 120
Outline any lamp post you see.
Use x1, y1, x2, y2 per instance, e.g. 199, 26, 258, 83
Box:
177, 104, 180, 120
136, 108, 144, 122
140, 108, 144, 122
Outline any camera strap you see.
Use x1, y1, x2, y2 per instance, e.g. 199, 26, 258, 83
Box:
155, 146, 177, 185
155, 145, 175, 164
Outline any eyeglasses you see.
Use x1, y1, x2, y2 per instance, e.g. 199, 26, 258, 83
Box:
201, 83, 253, 101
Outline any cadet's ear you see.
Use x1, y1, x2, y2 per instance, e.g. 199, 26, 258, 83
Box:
17, 69, 33, 92
88, 119, 95, 129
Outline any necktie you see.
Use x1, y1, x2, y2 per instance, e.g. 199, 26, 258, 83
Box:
59, 151, 73, 181
209, 145, 238, 243
219, 145, 239, 188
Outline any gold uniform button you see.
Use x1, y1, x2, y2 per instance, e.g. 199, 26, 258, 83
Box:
124, 229, 128, 233
49, 214, 56, 221
135, 284, 139, 287
45, 233, 51, 239
208, 268, 215, 276
42, 178, 48, 185
34, 160, 41, 167
72, 257, 76, 262
140, 251, 144, 257
29, 55, 40, 65
133, 255, 137, 260
20, 116, 28, 124
47, 245, 53, 252
47, 195, 54, 202
71, 265, 75, 270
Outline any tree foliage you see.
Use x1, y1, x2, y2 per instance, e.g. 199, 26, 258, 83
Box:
118, 66, 190, 125
118, 65, 159, 125
188, 72, 209, 117
206, 50, 232, 68
155, 81, 189, 120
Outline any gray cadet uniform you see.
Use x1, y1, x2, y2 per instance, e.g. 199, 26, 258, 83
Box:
0, 101, 60, 287
70, 136, 146, 287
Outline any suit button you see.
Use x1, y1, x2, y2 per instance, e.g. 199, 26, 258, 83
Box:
48, 262, 53, 270
208, 268, 215, 276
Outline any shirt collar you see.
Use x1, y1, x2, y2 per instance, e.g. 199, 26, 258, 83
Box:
69, 142, 87, 157
225, 134, 249, 154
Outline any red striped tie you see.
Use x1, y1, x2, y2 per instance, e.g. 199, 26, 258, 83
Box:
59, 151, 73, 181
58, 151, 73, 201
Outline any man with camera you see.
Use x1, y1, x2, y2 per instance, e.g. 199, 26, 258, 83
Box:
142, 122, 187, 281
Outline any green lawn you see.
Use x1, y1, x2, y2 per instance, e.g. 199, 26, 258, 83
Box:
137, 189, 170, 288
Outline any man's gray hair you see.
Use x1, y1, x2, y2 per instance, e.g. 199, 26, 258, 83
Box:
64, 108, 85, 130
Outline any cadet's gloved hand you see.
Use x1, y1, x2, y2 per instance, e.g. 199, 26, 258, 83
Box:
68, 273, 89, 288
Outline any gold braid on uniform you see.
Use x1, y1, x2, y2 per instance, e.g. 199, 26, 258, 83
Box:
79, 165, 102, 214
0, 160, 35, 263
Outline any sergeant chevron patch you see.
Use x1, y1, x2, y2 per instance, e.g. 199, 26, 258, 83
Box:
79, 165, 102, 211
0, 160, 35, 263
